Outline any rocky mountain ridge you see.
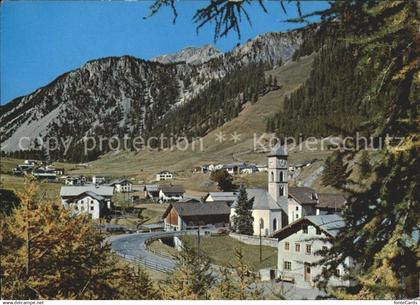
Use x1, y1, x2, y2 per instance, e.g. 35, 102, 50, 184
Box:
1, 31, 302, 157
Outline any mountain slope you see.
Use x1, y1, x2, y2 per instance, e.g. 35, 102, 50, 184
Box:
1, 31, 301, 158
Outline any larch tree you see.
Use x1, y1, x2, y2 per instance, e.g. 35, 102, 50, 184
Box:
0, 180, 157, 300
162, 244, 214, 300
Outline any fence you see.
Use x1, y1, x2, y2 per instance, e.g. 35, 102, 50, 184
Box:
229, 232, 278, 248
115, 251, 173, 273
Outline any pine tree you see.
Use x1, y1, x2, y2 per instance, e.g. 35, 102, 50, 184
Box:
232, 186, 254, 235
162, 244, 214, 300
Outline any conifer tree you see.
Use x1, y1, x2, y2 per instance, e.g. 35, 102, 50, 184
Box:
232, 186, 254, 235
321, 152, 348, 188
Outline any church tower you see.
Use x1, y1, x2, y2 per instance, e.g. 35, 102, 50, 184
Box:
268, 144, 288, 205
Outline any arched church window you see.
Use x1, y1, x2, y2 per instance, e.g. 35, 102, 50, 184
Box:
273, 218, 277, 231
279, 171, 284, 182
271, 171, 274, 182
279, 186, 284, 196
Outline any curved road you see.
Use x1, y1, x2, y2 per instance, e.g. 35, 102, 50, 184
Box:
107, 231, 180, 272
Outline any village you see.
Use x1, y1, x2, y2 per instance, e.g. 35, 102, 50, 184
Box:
2, 144, 349, 298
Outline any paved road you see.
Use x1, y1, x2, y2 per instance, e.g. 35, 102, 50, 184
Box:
107, 231, 179, 272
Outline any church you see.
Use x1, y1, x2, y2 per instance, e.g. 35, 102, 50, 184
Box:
228, 144, 345, 236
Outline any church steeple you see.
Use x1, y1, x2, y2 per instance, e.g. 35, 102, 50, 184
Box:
267, 144, 288, 205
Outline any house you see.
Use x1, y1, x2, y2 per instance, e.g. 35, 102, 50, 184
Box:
287, 187, 319, 224
204, 192, 238, 206
156, 171, 174, 181
109, 179, 132, 193
240, 164, 258, 174
54, 168, 65, 175
158, 184, 185, 203
162, 201, 230, 231
316, 193, 347, 215
272, 214, 354, 288
223, 163, 246, 175
256, 164, 268, 172
32, 167, 57, 181
67, 191, 110, 219
144, 184, 160, 201
92, 176, 107, 185
64, 176, 86, 186
60, 184, 114, 207
24, 159, 40, 166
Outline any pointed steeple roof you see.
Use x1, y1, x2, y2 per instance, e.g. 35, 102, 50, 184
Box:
268, 143, 288, 157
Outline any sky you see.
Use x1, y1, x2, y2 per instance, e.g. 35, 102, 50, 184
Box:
1, 1, 329, 104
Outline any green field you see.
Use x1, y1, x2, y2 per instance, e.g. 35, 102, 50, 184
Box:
181, 235, 277, 270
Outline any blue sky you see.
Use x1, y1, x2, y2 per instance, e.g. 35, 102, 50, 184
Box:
1, 1, 329, 104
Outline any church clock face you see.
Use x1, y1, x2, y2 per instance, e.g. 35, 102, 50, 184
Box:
278, 159, 286, 167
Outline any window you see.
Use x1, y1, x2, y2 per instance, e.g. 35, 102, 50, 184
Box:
295, 243, 301, 252
334, 269, 340, 277
273, 218, 277, 231
284, 242, 290, 251
279, 171, 284, 182
271, 171, 274, 182
279, 186, 284, 196
316, 227, 322, 235
259, 218, 264, 230
306, 244, 312, 255
295, 206, 299, 211
90, 206, 94, 211
284, 261, 292, 271
302, 224, 308, 234
90, 200, 94, 204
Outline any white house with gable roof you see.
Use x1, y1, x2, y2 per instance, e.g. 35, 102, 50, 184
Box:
272, 214, 354, 288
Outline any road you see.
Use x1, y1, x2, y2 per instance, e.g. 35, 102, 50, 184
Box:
107, 231, 179, 272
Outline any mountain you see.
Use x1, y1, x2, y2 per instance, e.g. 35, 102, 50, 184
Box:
151, 44, 222, 65
0, 31, 302, 159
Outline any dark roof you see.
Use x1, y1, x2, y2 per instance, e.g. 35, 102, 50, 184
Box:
158, 170, 173, 174
317, 193, 347, 210
73, 191, 105, 201
159, 184, 185, 194
109, 179, 132, 186
162, 201, 230, 218
288, 187, 318, 205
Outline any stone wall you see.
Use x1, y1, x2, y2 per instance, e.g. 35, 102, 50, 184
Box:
229, 232, 278, 248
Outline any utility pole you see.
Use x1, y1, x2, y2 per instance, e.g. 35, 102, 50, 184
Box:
197, 219, 201, 255
259, 219, 263, 263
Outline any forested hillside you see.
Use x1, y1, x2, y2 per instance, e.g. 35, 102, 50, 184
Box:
267, 39, 384, 139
